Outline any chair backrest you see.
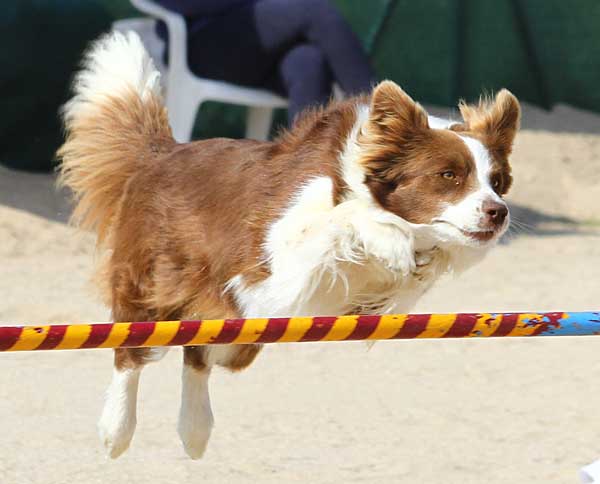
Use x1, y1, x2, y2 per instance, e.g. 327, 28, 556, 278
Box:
128, 0, 190, 77
131, 0, 165, 17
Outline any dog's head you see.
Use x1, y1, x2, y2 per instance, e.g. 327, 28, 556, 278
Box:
359, 81, 520, 249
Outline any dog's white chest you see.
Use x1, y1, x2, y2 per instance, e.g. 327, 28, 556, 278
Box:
228, 249, 443, 319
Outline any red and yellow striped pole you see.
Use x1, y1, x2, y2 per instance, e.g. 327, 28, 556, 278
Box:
1, 312, 599, 352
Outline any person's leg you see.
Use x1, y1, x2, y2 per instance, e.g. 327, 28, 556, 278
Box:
253, 0, 376, 96
268, 44, 333, 124
184, 5, 284, 87
183, 0, 374, 122
185, 0, 373, 92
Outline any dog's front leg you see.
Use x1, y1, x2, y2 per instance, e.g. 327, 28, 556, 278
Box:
334, 199, 416, 276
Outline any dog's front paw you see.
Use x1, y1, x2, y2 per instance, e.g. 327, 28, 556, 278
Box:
415, 247, 439, 267
363, 230, 415, 275
178, 416, 213, 460
335, 200, 415, 275
413, 246, 445, 282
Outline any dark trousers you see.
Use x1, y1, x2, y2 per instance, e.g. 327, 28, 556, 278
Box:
184, 0, 375, 123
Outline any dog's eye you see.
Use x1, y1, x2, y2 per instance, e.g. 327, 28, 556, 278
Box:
491, 176, 501, 191
441, 171, 456, 180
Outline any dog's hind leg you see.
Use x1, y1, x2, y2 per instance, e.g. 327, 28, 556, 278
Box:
98, 346, 169, 458
179, 344, 262, 459
179, 346, 214, 459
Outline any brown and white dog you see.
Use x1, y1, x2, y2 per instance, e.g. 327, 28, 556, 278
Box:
58, 32, 520, 459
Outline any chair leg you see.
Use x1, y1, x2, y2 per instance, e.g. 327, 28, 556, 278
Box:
333, 83, 345, 101
245, 107, 274, 141
167, 95, 200, 143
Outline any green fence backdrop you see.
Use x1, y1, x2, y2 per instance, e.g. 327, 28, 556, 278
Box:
1, 0, 599, 170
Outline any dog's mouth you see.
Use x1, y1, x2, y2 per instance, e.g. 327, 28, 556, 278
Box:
459, 229, 496, 242
432, 220, 504, 244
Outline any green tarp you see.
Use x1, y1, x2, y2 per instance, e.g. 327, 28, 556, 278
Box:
2, 0, 599, 170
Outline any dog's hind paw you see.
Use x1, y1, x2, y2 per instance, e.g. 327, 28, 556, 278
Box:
178, 422, 213, 460
97, 401, 137, 459
98, 415, 136, 459
97, 368, 140, 459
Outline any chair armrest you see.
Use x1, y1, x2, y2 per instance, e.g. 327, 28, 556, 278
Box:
130, 0, 189, 74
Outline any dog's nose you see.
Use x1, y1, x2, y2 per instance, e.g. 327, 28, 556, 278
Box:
483, 200, 508, 226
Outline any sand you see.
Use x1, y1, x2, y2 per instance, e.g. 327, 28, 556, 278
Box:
1, 103, 599, 484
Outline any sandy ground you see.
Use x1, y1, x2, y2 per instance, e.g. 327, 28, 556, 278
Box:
1, 103, 600, 484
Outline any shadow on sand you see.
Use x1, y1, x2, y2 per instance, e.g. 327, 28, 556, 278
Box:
501, 202, 592, 243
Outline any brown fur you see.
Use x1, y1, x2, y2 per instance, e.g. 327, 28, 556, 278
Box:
183, 346, 208, 372
182, 344, 260, 372
58, 89, 362, 371
57, 90, 175, 245
224, 344, 262, 371
103, 98, 362, 323
114, 347, 157, 371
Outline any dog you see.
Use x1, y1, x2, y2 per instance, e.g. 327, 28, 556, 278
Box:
57, 31, 520, 459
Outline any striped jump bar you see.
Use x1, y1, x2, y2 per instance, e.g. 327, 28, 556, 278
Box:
1, 312, 599, 352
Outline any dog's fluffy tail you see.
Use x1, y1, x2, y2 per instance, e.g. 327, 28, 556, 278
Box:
57, 31, 174, 243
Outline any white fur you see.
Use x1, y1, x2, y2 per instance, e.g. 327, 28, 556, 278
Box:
178, 366, 213, 459
427, 114, 459, 130
63, 31, 161, 123
98, 347, 168, 457
340, 105, 373, 201
177, 345, 243, 459
98, 368, 141, 459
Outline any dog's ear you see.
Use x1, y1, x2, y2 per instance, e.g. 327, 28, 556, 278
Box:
360, 81, 430, 184
368, 80, 429, 136
459, 89, 521, 160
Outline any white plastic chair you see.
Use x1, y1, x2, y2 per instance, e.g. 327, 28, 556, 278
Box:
113, 0, 289, 142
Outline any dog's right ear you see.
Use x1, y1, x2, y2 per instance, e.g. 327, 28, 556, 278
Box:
458, 89, 521, 160
368, 80, 429, 138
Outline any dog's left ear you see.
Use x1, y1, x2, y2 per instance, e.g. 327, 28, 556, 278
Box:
458, 89, 521, 160
368, 80, 429, 138
360, 81, 430, 182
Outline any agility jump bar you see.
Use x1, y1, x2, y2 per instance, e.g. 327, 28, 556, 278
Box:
1, 312, 599, 352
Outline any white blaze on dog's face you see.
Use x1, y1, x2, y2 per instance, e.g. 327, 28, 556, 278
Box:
359, 81, 520, 248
